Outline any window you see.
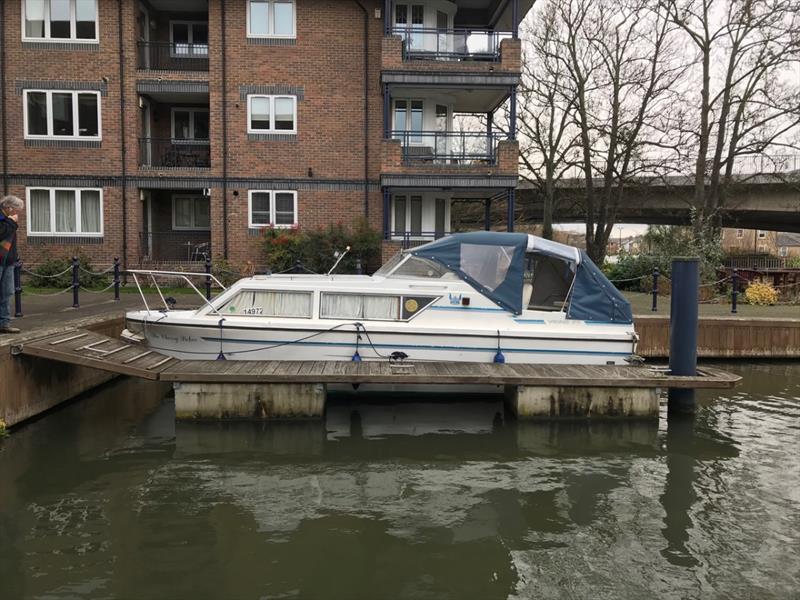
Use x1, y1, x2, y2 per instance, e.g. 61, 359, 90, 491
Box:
26, 187, 102, 236
779, 246, 788, 257
218, 290, 312, 317
248, 95, 297, 133
735, 229, 744, 239
321, 293, 401, 321
392, 194, 448, 239
757, 230, 767, 239
171, 108, 209, 142
393, 99, 423, 143
248, 191, 298, 228
172, 195, 210, 230
248, 0, 295, 38
24, 90, 101, 140
23, 0, 98, 42
170, 21, 209, 56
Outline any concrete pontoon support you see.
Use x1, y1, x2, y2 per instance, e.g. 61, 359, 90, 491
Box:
504, 385, 659, 419
174, 383, 327, 420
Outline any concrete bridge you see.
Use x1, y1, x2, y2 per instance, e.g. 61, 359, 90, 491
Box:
515, 156, 800, 232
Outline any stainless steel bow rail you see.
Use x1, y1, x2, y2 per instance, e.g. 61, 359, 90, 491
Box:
126, 269, 227, 315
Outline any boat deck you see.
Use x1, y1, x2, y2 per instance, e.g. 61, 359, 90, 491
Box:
10, 328, 741, 389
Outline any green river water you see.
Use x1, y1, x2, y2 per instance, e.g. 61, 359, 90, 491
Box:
0, 362, 798, 599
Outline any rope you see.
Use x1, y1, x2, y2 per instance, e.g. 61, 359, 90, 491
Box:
79, 282, 117, 294
78, 265, 115, 275
21, 285, 74, 296
608, 275, 647, 283
698, 276, 731, 288
21, 267, 72, 278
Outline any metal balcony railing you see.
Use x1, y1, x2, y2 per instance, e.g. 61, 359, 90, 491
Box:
139, 231, 211, 263
139, 138, 211, 169
391, 27, 510, 61
389, 230, 449, 248
391, 131, 503, 165
137, 41, 209, 71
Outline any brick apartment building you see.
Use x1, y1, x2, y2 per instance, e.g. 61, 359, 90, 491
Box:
0, 0, 531, 269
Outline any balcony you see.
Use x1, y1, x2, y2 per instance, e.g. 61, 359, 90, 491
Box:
390, 131, 503, 165
138, 138, 210, 169
391, 27, 509, 62
137, 41, 209, 72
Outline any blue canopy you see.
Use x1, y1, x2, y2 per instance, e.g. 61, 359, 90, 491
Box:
409, 232, 632, 323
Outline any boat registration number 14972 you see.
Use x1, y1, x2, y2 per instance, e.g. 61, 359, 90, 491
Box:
242, 307, 264, 315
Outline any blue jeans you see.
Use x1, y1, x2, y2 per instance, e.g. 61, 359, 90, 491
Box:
0, 265, 15, 328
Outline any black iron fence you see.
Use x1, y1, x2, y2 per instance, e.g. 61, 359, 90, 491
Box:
139, 231, 211, 263
392, 27, 509, 61
137, 41, 209, 71
390, 130, 503, 164
138, 138, 211, 169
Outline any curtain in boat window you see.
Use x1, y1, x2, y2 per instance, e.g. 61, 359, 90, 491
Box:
219, 290, 311, 317
320, 293, 399, 320
460, 243, 514, 292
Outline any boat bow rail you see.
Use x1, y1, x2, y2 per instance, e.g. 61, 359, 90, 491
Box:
126, 269, 227, 315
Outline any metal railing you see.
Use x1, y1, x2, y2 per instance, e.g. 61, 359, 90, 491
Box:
391, 130, 503, 164
138, 138, 211, 169
391, 27, 510, 61
139, 231, 211, 263
724, 255, 795, 270
137, 41, 209, 71
389, 230, 449, 249
127, 269, 226, 316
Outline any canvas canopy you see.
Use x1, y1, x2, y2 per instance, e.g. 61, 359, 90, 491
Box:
408, 232, 632, 323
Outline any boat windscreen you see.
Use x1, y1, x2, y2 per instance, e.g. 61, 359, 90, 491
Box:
375, 254, 450, 279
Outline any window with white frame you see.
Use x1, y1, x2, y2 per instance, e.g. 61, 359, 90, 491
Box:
248, 0, 296, 38
172, 195, 210, 230
247, 95, 297, 133
779, 246, 788, 257
23, 0, 98, 42
391, 195, 449, 238
170, 21, 209, 56
248, 191, 297, 227
27, 187, 103, 236
735, 229, 744, 239
171, 108, 209, 142
757, 230, 767, 239
24, 90, 101, 139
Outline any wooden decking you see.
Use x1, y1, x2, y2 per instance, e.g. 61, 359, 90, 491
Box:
11, 328, 741, 389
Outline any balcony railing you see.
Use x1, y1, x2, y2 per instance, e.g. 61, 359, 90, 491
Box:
390, 230, 449, 249
391, 130, 502, 165
391, 27, 510, 61
139, 231, 211, 263
137, 41, 209, 71
139, 138, 210, 169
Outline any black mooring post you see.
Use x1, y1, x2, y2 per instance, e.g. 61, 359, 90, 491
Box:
113, 257, 120, 301
204, 256, 212, 301
668, 257, 700, 414
731, 269, 738, 314
72, 256, 80, 308
13, 259, 22, 317
651, 267, 659, 312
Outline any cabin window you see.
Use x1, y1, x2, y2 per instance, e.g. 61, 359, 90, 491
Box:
460, 243, 515, 292
320, 293, 400, 321
218, 290, 312, 317
526, 254, 575, 311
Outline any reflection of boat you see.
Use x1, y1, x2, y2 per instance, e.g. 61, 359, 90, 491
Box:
123, 232, 637, 364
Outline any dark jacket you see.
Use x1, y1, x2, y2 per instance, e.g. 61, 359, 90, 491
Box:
0, 214, 18, 267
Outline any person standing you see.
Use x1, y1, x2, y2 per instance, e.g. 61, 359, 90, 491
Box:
0, 195, 23, 334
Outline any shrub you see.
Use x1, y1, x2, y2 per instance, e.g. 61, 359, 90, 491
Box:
0, 418, 7, 437
744, 282, 779, 305
25, 255, 109, 289
786, 256, 800, 268
604, 253, 669, 291
262, 219, 381, 274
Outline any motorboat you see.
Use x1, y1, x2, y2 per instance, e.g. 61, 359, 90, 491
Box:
122, 232, 637, 366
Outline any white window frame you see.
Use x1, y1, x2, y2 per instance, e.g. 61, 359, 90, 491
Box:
735, 229, 744, 239
169, 20, 209, 57
247, 95, 297, 134
779, 246, 788, 257
25, 187, 104, 237
23, 89, 102, 141
171, 194, 211, 231
248, 190, 298, 228
246, 0, 296, 39
757, 230, 767, 239
390, 194, 450, 240
21, 0, 100, 43
170, 107, 210, 143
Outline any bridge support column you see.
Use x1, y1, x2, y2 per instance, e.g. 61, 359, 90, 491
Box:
504, 385, 659, 419
174, 382, 326, 420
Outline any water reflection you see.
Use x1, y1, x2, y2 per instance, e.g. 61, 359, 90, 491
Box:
0, 364, 798, 599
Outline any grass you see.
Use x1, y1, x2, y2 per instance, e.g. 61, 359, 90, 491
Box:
625, 292, 800, 318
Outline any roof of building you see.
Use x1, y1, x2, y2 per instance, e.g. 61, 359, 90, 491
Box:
776, 232, 800, 247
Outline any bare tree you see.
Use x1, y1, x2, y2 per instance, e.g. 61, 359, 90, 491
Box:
517, 8, 580, 240
661, 0, 800, 236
